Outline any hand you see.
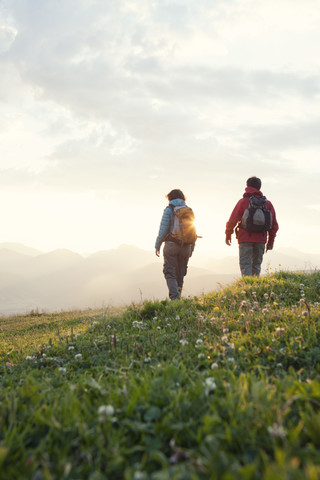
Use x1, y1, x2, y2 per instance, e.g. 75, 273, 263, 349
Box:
225, 234, 232, 246
155, 249, 160, 257
266, 242, 273, 252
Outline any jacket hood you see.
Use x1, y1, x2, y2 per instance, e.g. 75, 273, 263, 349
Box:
243, 186, 263, 198
169, 198, 186, 207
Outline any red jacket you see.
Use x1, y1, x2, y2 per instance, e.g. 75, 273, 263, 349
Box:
225, 187, 279, 244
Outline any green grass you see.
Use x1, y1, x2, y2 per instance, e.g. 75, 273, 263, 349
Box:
1, 271, 320, 479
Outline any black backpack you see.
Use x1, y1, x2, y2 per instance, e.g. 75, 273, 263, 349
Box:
241, 196, 272, 233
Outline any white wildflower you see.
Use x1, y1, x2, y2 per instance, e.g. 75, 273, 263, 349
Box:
198, 353, 205, 360
221, 335, 228, 343
144, 357, 151, 363
196, 339, 203, 345
133, 472, 147, 480
176, 315, 180, 320
74, 353, 82, 360
205, 377, 217, 394
58, 367, 67, 373
211, 362, 219, 370
98, 405, 115, 417
275, 328, 285, 338
223, 328, 229, 333
68, 346, 75, 350
179, 339, 188, 346
268, 423, 286, 439
26, 356, 33, 361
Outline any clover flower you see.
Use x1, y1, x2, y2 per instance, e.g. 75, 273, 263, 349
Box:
98, 405, 115, 417
268, 423, 286, 439
133, 472, 147, 480
205, 377, 217, 394
211, 362, 219, 370
74, 353, 82, 360
132, 320, 144, 328
221, 335, 228, 343
198, 353, 205, 360
196, 339, 203, 345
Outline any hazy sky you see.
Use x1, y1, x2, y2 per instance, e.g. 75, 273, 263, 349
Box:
1, 0, 320, 256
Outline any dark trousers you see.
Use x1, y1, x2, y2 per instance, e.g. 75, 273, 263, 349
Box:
239, 242, 265, 276
163, 242, 192, 300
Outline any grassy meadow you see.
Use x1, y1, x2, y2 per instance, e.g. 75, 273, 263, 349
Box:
1, 271, 320, 479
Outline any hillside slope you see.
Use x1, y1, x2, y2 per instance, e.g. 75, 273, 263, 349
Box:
1, 271, 320, 479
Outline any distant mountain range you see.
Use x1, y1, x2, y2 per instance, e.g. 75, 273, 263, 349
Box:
0, 243, 319, 315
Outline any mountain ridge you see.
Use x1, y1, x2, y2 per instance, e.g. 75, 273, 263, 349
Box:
0, 243, 318, 314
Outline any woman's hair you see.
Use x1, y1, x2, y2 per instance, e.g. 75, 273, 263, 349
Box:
166, 189, 186, 201
246, 176, 262, 190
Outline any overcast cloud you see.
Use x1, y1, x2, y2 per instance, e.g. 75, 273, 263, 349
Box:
0, 0, 320, 254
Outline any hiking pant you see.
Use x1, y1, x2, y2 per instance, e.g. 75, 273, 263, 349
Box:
239, 242, 265, 277
163, 242, 192, 300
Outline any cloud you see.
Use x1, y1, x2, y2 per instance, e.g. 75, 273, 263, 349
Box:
0, 0, 319, 255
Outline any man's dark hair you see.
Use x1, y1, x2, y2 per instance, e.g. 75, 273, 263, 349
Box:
246, 176, 262, 190
166, 189, 186, 201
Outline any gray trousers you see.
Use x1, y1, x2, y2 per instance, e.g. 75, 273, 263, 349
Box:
239, 242, 265, 277
163, 242, 192, 300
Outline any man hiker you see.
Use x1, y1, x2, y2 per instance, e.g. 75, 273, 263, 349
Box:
155, 189, 196, 300
225, 176, 279, 277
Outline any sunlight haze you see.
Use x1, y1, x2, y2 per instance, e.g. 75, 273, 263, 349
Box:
1, 0, 320, 257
